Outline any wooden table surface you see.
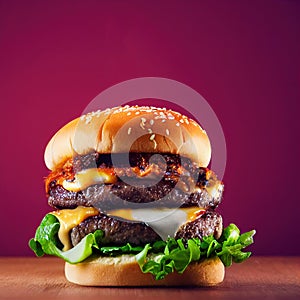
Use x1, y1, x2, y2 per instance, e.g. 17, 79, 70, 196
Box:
0, 256, 299, 300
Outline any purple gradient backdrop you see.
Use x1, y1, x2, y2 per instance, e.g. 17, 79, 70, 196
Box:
0, 1, 299, 256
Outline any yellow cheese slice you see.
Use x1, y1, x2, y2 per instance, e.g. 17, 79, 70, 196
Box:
62, 168, 117, 192
50, 206, 99, 251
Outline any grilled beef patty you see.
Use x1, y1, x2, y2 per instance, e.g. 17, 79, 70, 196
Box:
47, 153, 223, 210
70, 210, 222, 247
175, 210, 222, 241
48, 179, 223, 210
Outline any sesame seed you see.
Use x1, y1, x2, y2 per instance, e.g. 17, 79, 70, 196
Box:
150, 119, 154, 125
168, 115, 175, 120
80, 115, 85, 121
135, 111, 140, 115
150, 134, 155, 140
166, 129, 170, 136
161, 119, 166, 123
158, 114, 166, 119
176, 122, 180, 126
127, 112, 131, 116
140, 117, 146, 129
153, 139, 157, 149
128, 127, 132, 135
85, 116, 92, 124
185, 119, 189, 124
180, 119, 184, 123
148, 128, 153, 134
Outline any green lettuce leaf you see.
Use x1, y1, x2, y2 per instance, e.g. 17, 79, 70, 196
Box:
29, 214, 104, 264
100, 243, 144, 255
136, 238, 202, 280
216, 225, 256, 267
136, 224, 256, 278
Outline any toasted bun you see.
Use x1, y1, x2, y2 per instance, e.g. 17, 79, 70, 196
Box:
65, 255, 224, 286
45, 106, 211, 171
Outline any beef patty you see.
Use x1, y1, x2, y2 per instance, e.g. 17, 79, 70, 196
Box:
48, 179, 223, 211
70, 210, 222, 247
47, 153, 223, 210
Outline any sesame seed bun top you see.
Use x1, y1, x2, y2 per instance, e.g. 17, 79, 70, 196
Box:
44, 105, 211, 170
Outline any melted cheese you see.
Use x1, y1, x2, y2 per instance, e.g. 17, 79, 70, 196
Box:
60, 167, 208, 195
62, 168, 117, 192
107, 207, 205, 240
50, 206, 99, 251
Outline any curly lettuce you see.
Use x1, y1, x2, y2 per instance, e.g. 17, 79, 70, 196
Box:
136, 224, 255, 279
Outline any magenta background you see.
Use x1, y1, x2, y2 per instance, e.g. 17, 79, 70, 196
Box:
0, 1, 299, 256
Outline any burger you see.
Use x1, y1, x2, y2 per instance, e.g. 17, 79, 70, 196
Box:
29, 105, 255, 286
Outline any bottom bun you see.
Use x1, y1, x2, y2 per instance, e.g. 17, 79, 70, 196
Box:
65, 255, 225, 286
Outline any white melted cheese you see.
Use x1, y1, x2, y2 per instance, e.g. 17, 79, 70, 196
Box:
107, 207, 205, 240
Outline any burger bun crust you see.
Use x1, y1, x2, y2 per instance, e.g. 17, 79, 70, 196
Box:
44, 106, 211, 170
65, 255, 224, 286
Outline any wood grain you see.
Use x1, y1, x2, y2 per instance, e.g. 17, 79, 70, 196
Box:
0, 256, 299, 299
